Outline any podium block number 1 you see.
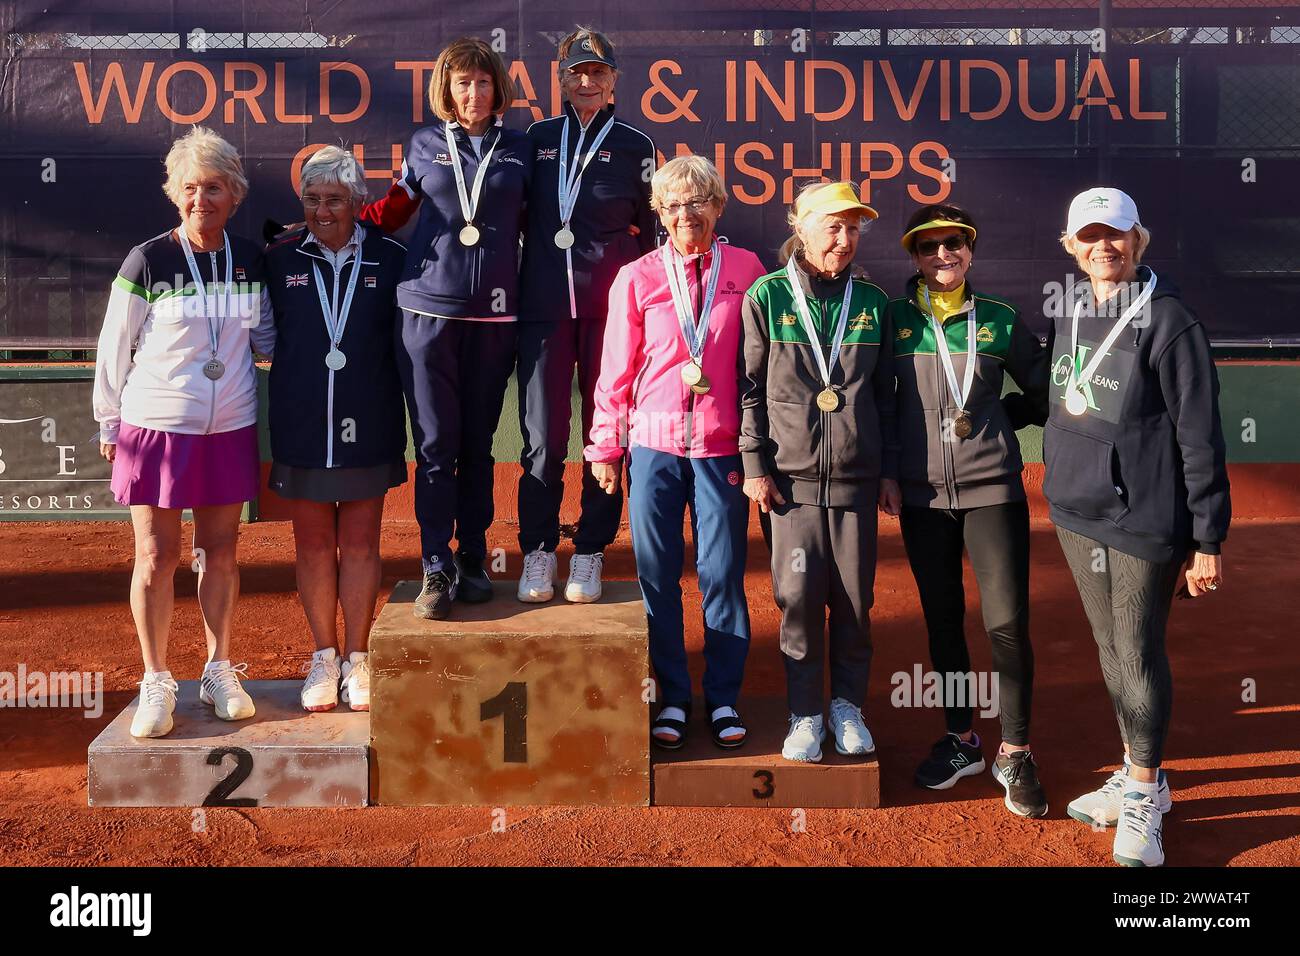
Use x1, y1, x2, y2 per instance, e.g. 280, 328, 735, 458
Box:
480, 681, 528, 763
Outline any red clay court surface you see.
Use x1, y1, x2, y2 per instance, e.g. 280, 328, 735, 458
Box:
1, 510, 1297, 867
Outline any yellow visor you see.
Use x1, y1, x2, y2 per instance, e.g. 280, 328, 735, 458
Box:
796, 182, 879, 222
901, 219, 977, 251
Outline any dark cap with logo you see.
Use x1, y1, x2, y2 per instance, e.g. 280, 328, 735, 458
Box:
559, 35, 618, 72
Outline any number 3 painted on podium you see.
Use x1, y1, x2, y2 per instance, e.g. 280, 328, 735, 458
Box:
480, 681, 528, 763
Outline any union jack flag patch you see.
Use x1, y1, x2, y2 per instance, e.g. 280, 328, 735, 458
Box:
286, 274, 309, 287
537, 148, 558, 161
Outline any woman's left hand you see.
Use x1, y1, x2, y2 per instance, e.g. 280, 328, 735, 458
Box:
1184, 551, 1223, 597
592, 461, 621, 495
878, 478, 902, 516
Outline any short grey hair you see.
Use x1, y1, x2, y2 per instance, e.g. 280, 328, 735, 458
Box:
651, 156, 726, 213
163, 126, 248, 206
299, 146, 368, 205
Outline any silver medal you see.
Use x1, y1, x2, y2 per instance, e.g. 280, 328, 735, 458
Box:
203, 357, 225, 380
554, 227, 575, 250
325, 348, 347, 371
1066, 388, 1088, 416
459, 224, 481, 246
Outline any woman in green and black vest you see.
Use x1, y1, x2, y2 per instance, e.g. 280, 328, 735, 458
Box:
887, 203, 1051, 816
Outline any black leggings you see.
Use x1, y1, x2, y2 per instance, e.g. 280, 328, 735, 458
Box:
899, 501, 1033, 745
1056, 526, 1186, 768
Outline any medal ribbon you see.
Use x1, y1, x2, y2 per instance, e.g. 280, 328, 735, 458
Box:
662, 241, 722, 363
785, 257, 853, 390
445, 119, 501, 228
178, 228, 232, 361
1068, 269, 1158, 398
310, 238, 362, 355
922, 286, 977, 413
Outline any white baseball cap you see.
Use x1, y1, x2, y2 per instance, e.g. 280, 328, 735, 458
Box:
1066, 187, 1141, 238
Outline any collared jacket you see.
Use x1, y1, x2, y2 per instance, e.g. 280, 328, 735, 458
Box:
1043, 266, 1231, 563
264, 223, 407, 469
518, 102, 657, 322
362, 118, 532, 320
93, 229, 274, 443
739, 257, 899, 508
887, 275, 1050, 510
586, 242, 767, 463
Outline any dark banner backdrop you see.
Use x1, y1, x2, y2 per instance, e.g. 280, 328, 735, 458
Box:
1, 1, 1298, 346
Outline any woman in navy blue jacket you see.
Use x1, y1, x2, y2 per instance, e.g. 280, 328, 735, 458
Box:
1046, 187, 1230, 867
513, 26, 658, 606
265, 146, 408, 713
362, 37, 533, 620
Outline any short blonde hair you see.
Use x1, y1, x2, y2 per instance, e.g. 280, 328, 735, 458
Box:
1060, 222, 1152, 263
163, 126, 248, 206
651, 156, 726, 213
300, 146, 367, 205
427, 37, 513, 123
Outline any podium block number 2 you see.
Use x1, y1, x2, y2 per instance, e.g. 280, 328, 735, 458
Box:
480, 681, 528, 763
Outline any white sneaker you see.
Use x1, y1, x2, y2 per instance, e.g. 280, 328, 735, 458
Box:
1067, 760, 1172, 828
300, 648, 341, 712
782, 713, 825, 763
129, 672, 179, 738
1113, 790, 1166, 867
565, 552, 604, 603
517, 548, 557, 603
199, 660, 256, 721
829, 697, 876, 756
340, 652, 370, 712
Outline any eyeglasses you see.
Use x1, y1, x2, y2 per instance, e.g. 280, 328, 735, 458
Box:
914, 234, 969, 256
302, 197, 351, 211
661, 197, 713, 218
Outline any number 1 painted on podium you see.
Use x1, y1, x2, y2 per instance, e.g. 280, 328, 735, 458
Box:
480, 681, 528, 763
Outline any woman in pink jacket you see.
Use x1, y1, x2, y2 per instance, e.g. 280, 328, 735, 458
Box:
587, 156, 766, 750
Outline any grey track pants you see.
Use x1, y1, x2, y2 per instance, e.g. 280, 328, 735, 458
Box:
767, 496, 879, 717
1056, 526, 1187, 767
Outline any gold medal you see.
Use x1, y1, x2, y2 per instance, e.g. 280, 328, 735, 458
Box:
681, 362, 703, 386
816, 387, 840, 412
459, 224, 481, 246
953, 411, 973, 439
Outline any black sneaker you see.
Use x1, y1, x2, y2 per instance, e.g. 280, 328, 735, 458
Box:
455, 552, 492, 604
413, 568, 458, 620
992, 749, 1049, 818
914, 732, 986, 790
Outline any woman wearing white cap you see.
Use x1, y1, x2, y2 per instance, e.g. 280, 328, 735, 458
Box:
740, 181, 900, 763
1047, 187, 1231, 866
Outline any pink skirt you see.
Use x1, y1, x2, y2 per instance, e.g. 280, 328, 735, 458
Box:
112, 423, 260, 509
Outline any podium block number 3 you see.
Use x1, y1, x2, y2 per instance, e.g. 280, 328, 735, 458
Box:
480, 681, 528, 763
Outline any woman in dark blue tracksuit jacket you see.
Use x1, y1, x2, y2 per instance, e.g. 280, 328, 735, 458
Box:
361, 37, 533, 620
513, 27, 658, 606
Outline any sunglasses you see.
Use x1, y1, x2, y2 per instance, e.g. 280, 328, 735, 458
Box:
914, 234, 969, 256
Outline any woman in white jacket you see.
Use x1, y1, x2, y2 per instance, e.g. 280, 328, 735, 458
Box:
93, 126, 275, 739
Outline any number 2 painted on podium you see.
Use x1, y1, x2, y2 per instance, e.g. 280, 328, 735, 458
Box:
480, 681, 528, 763
203, 747, 258, 807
